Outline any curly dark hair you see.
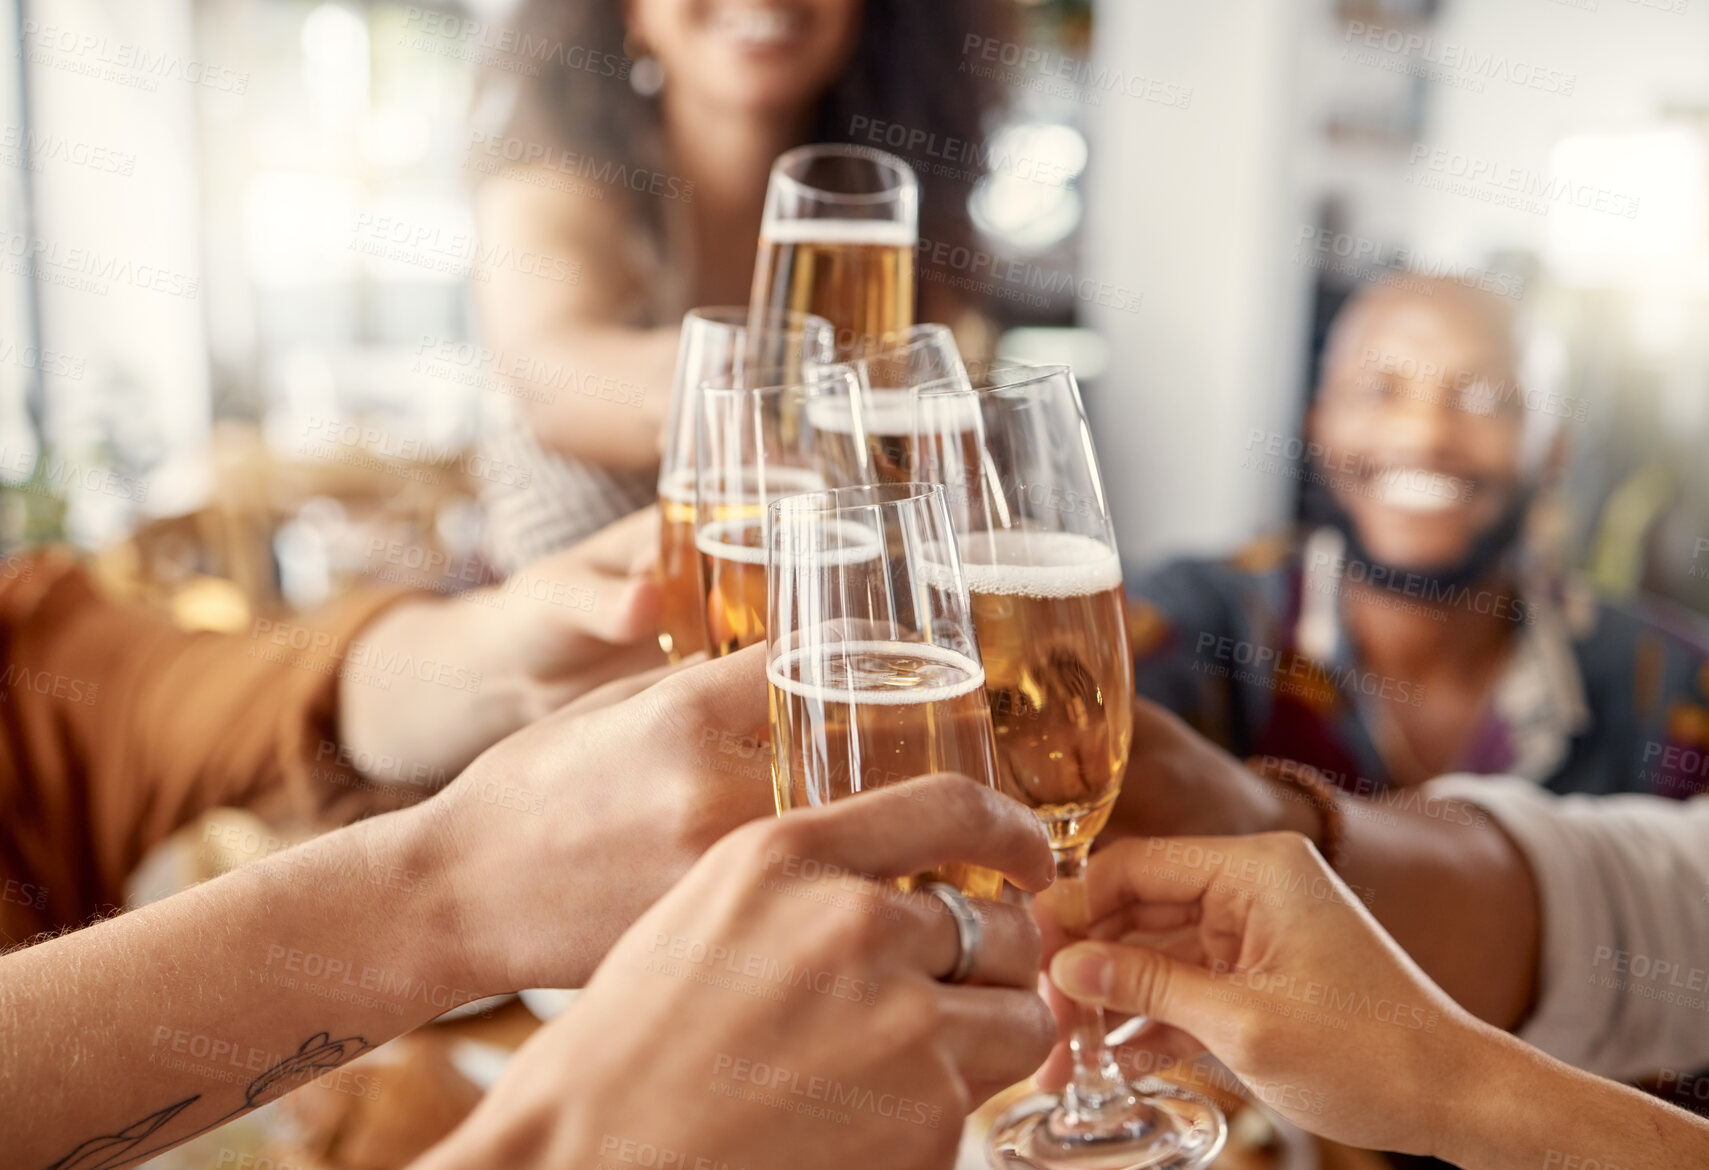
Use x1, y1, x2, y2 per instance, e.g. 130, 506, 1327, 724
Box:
488, 0, 1018, 312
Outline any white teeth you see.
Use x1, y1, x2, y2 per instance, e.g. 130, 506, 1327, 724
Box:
1370, 468, 1467, 514
715, 7, 797, 45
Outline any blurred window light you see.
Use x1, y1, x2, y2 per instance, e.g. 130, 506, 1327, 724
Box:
969, 121, 1087, 250
997, 327, 1111, 381
301, 3, 371, 120
1544, 127, 1706, 289
244, 173, 363, 287
360, 108, 431, 169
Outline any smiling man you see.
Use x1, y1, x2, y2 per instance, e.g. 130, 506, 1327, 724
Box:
1127, 276, 1709, 800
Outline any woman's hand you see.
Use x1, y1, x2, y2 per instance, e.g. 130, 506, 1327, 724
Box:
1034, 832, 1475, 1156
416, 776, 1059, 1170
337, 507, 668, 783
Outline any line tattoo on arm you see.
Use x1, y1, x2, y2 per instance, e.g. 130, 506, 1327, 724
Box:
45, 1031, 372, 1170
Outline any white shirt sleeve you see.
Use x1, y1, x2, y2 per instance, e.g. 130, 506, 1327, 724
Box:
1424, 774, 1709, 1083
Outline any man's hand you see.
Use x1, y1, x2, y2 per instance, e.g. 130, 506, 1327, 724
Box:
428, 644, 781, 997
1100, 699, 1307, 842
416, 777, 1059, 1170
338, 507, 668, 783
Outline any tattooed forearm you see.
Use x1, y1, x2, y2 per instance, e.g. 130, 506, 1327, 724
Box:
43, 1031, 371, 1170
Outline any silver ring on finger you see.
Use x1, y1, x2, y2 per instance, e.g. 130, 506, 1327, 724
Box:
922, 881, 982, 985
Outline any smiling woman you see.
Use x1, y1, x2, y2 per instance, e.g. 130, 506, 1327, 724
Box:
468, 0, 1016, 570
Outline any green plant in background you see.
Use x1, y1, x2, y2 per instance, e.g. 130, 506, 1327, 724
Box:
0, 446, 70, 553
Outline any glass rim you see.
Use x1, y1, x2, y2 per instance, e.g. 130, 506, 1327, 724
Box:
768, 143, 919, 207
682, 305, 835, 335
913, 360, 1072, 399
768, 481, 945, 520
858, 322, 956, 357
698, 362, 860, 399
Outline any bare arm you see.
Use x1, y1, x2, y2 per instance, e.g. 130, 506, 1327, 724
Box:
1, 649, 778, 1168
1105, 698, 1540, 1029
1, 808, 456, 1169
472, 173, 675, 470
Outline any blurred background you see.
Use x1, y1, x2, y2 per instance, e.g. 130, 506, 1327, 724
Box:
2, 0, 1706, 626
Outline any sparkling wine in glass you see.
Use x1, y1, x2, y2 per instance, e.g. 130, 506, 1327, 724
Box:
913, 363, 1228, 1170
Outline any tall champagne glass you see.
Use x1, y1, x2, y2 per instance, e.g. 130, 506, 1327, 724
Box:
655, 307, 834, 660
749, 144, 918, 361
694, 365, 864, 656
912, 363, 1228, 1170
819, 322, 971, 487
767, 482, 1003, 902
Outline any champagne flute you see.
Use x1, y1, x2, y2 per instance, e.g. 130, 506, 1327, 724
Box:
694, 365, 865, 656
766, 482, 1003, 902
656, 307, 834, 661
750, 143, 918, 361
912, 363, 1228, 1170
849, 322, 973, 487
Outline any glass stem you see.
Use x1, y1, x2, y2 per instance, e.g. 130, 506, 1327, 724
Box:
1054, 847, 1148, 1128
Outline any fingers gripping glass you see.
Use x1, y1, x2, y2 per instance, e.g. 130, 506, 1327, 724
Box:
911, 364, 1227, 1170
